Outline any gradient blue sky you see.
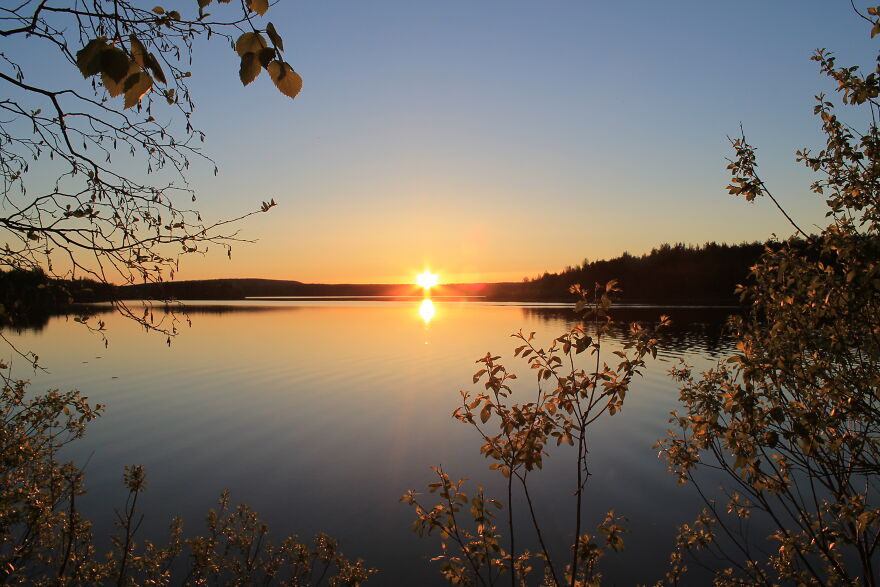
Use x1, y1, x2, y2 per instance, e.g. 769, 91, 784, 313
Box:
125, 2, 880, 282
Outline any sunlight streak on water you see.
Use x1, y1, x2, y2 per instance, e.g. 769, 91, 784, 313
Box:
418, 298, 435, 324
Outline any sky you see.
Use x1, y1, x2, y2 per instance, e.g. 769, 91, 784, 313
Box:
13, 1, 880, 284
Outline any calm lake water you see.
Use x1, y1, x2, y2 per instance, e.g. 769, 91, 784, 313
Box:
7, 300, 738, 585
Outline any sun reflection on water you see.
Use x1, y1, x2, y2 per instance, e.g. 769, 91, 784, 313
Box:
419, 298, 435, 324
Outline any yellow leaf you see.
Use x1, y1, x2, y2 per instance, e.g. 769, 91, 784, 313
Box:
235, 32, 267, 57
102, 62, 140, 97
249, 0, 269, 15
267, 60, 302, 100
123, 71, 153, 109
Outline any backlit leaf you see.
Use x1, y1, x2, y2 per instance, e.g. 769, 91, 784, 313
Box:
99, 47, 130, 83
248, 0, 269, 16
267, 60, 302, 100
129, 35, 148, 67
76, 38, 109, 78
145, 53, 167, 84
235, 32, 267, 57
102, 63, 140, 97
266, 22, 284, 51
239, 53, 261, 86
258, 47, 276, 68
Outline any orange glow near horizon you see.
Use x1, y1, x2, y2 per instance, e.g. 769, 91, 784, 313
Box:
416, 271, 440, 290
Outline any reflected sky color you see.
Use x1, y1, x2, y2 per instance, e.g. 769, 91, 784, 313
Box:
5, 301, 736, 584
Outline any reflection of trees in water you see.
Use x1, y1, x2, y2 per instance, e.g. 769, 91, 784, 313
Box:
1, 305, 108, 333
3, 303, 299, 333
11, 303, 737, 358
520, 305, 739, 357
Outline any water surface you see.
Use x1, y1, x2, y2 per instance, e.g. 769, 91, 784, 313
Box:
6, 300, 736, 584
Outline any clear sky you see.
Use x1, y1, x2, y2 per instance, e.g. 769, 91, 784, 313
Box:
65, 2, 880, 283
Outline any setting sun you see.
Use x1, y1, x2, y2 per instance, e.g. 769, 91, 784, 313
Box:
416, 271, 439, 290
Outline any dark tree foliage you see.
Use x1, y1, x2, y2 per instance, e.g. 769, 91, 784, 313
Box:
657, 6, 880, 585
502, 241, 766, 304
1, 0, 296, 332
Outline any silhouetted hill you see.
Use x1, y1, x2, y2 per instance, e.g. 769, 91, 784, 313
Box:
115, 279, 500, 300
28, 241, 766, 305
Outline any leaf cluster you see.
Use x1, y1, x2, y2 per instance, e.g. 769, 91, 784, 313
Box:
405, 282, 668, 586
0, 0, 296, 335
657, 8, 880, 584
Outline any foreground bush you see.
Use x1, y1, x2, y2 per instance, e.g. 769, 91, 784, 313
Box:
0, 367, 374, 586
657, 6, 880, 585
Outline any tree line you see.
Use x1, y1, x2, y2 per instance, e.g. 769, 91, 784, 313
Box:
494, 241, 767, 303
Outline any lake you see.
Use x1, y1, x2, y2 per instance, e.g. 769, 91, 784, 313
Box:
6, 299, 738, 584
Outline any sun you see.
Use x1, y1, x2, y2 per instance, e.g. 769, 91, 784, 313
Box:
416, 271, 439, 290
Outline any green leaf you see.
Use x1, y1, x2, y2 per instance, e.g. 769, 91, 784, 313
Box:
267, 60, 302, 100
266, 22, 284, 51
239, 53, 261, 86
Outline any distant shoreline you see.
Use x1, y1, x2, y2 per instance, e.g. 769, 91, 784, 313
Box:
108, 278, 746, 306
